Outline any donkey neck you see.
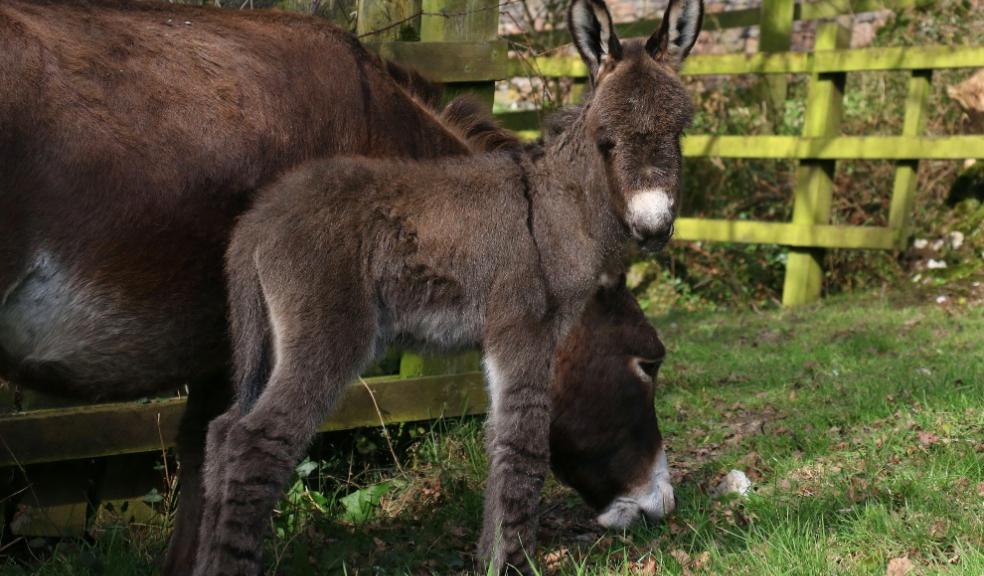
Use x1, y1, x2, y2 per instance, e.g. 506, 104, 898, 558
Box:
519, 112, 626, 304
536, 108, 624, 245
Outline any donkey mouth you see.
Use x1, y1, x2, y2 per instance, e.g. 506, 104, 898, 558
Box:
596, 498, 644, 529
633, 222, 674, 253
596, 448, 676, 529
595, 479, 675, 529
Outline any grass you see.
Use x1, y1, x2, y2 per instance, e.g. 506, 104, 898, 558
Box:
2, 291, 982, 575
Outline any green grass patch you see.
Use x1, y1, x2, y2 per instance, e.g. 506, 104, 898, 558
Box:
3, 293, 981, 575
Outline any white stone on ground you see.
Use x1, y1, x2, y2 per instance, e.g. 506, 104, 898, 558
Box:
711, 469, 752, 498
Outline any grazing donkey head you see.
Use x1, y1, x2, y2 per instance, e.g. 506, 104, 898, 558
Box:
566, 0, 702, 252
550, 278, 671, 529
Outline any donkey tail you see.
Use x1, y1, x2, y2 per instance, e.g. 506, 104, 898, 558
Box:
225, 241, 274, 415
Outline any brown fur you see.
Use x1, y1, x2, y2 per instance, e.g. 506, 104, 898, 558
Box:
442, 95, 526, 153
0, 1, 683, 573
207, 1, 702, 573
0, 3, 480, 572
551, 278, 664, 509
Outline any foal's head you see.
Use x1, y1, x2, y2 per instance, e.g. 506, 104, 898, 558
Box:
568, 0, 702, 251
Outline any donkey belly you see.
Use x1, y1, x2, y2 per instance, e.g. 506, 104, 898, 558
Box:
385, 303, 484, 353
0, 252, 227, 400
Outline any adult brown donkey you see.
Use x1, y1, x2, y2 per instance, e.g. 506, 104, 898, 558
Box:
0, 0, 683, 572
213, 0, 702, 573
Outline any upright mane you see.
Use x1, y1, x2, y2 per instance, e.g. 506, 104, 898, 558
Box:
377, 58, 522, 154
441, 95, 524, 153
379, 58, 445, 110
540, 104, 584, 145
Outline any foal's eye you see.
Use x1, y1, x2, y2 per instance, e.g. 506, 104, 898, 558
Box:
596, 136, 615, 155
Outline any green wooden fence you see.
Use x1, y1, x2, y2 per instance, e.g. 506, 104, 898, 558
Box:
494, 6, 984, 306
2, 0, 982, 537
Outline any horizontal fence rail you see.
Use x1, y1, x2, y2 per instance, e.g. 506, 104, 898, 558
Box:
672, 219, 898, 249
506, 45, 984, 79
0, 373, 488, 468
368, 43, 984, 87
681, 135, 984, 160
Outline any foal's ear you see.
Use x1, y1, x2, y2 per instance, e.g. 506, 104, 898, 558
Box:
645, 0, 703, 65
568, 0, 622, 82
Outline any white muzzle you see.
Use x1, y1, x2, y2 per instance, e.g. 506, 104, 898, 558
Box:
626, 188, 675, 241
596, 448, 675, 529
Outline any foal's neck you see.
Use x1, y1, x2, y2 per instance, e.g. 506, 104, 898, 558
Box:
517, 110, 625, 297
536, 110, 621, 244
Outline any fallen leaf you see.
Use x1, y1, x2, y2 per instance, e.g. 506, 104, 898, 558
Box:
692, 551, 711, 570
543, 547, 569, 569
917, 431, 941, 447
670, 549, 690, 568
637, 557, 657, 575
886, 557, 914, 576
667, 518, 686, 535
929, 518, 948, 539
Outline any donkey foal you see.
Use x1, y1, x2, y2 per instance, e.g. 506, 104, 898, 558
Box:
198, 0, 703, 572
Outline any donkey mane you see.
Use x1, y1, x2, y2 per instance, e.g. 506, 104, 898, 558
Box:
380, 59, 445, 110
440, 95, 524, 153
379, 58, 523, 155
540, 104, 585, 143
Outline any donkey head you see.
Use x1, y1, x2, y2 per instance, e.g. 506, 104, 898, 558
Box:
569, 0, 703, 251
550, 279, 671, 528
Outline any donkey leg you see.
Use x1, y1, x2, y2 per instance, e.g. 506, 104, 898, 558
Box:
194, 306, 376, 575
192, 405, 241, 571
162, 379, 231, 576
479, 319, 556, 575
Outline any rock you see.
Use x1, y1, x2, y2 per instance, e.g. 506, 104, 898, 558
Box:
949, 231, 965, 250
711, 469, 752, 498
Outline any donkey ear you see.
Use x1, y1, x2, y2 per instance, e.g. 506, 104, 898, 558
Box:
645, 0, 703, 65
568, 0, 622, 82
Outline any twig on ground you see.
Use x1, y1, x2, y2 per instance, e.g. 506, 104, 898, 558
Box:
358, 377, 406, 476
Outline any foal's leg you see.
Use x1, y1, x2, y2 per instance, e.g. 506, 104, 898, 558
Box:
162, 379, 231, 576
480, 317, 557, 574
194, 261, 278, 560
194, 296, 376, 576
193, 404, 240, 567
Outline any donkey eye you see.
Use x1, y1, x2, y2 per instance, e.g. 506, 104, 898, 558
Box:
596, 137, 615, 154
638, 360, 661, 380
630, 357, 662, 383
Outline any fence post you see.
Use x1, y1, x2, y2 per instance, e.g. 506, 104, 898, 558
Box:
759, 0, 795, 117
888, 69, 933, 247
419, 0, 499, 106
356, 0, 422, 40
781, 21, 850, 306
398, 0, 498, 377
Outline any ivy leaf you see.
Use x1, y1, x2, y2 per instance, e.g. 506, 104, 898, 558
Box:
339, 481, 402, 524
